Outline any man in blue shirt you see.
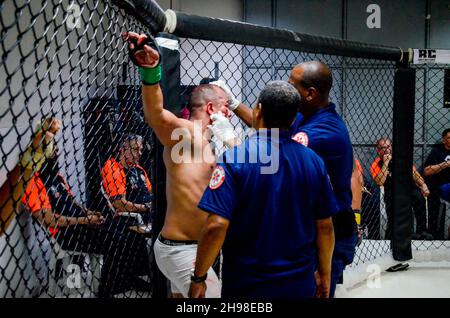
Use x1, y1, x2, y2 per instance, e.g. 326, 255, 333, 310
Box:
288, 61, 357, 297
213, 61, 357, 298
189, 81, 338, 298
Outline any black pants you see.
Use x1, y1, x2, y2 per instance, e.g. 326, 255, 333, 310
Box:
384, 188, 428, 239
56, 218, 150, 298
427, 191, 445, 240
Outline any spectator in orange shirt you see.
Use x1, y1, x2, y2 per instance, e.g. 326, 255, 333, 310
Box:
22, 145, 149, 297
101, 134, 152, 223
370, 138, 431, 240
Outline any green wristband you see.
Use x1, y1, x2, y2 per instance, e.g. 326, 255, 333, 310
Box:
139, 65, 162, 85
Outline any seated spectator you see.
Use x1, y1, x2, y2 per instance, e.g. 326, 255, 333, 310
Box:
423, 128, 450, 239
101, 134, 153, 224
22, 144, 150, 298
370, 138, 431, 240
1, 118, 61, 236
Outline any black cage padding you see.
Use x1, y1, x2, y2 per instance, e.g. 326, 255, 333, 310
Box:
391, 68, 416, 261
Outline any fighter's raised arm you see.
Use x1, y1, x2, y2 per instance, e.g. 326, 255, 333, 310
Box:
122, 32, 192, 147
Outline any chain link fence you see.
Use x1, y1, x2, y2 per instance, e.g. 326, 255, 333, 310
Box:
1, 0, 447, 299
179, 38, 396, 267
412, 63, 450, 253
0, 0, 155, 298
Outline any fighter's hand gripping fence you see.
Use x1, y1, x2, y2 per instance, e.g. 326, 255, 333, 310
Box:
124, 32, 162, 85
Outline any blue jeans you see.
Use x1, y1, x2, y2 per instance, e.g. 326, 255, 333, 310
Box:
330, 234, 357, 298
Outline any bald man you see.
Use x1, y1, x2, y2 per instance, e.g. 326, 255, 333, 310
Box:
288, 61, 356, 298
123, 32, 239, 298
217, 61, 357, 298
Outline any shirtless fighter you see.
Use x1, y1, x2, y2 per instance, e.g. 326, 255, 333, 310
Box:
123, 32, 237, 298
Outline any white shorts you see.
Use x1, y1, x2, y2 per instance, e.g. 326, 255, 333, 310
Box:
153, 235, 221, 298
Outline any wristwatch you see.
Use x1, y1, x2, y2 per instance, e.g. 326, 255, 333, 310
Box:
190, 268, 207, 283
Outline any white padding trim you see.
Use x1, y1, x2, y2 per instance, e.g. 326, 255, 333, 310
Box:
164, 9, 177, 33
155, 37, 179, 51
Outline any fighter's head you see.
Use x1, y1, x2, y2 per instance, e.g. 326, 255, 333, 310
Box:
119, 134, 143, 167
288, 61, 332, 117
189, 84, 231, 125
253, 80, 300, 130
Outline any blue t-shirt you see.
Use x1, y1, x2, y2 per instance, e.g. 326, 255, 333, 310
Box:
291, 103, 353, 213
198, 130, 339, 297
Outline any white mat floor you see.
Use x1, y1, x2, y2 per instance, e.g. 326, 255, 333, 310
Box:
337, 261, 450, 298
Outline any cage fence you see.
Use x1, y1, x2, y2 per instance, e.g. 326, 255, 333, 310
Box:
411, 63, 450, 254
0, 0, 154, 298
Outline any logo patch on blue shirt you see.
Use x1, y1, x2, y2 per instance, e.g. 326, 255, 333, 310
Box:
209, 166, 225, 190
292, 132, 309, 147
